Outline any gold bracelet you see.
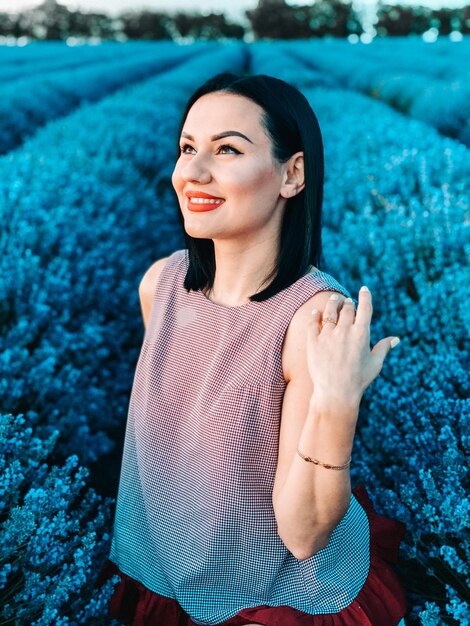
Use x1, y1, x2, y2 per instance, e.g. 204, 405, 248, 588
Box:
296, 447, 351, 470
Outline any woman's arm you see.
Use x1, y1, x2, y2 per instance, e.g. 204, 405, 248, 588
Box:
272, 287, 400, 560
273, 393, 358, 560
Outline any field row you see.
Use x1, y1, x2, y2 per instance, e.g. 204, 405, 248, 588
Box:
284, 38, 470, 146
1, 39, 469, 156
0, 41, 214, 154
0, 42, 468, 624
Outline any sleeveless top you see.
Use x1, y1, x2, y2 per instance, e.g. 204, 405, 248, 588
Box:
109, 248, 370, 626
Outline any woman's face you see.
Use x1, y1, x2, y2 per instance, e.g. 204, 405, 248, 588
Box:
171, 91, 290, 244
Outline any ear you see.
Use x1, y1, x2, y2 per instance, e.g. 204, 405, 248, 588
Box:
280, 151, 305, 199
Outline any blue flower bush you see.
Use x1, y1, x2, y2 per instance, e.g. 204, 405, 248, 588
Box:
0, 412, 121, 625
0, 42, 245, 466
1, 40, 468, 623
284, 36, 470, 147
0, 40, 164, 83
0, 41, 67, 63
0, 40, 213, 155
249, 40, 338, 90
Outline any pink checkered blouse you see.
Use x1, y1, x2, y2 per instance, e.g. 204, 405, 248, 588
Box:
108, 248, 374, 626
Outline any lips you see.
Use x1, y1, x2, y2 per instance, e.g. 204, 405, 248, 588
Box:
185, 191, 225, 212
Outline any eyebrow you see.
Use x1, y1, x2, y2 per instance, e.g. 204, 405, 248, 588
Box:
180, 130, 254, 144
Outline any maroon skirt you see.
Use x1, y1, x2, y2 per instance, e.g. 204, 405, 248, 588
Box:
94, 484, 407, 626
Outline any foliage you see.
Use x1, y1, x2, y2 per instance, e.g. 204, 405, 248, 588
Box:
284, 37, 470, 148
0, 413, 120, 625
246, 0, 362, 39
376, 3, 470, 37
171, 12, 245, 40
0, 40, 468, 623
0, 41, 201, 154
1, 0, 469, 41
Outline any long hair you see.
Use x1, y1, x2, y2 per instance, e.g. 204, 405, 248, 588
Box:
173, 72, 325, 302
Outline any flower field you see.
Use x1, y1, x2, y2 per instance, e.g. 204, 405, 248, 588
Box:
0, 38, 468, 625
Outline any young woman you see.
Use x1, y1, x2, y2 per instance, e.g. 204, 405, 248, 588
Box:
96, 73, 407, 626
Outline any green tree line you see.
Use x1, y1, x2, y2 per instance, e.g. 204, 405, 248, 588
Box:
0, 0, 469, 43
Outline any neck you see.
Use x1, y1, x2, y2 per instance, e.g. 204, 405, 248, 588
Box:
203, 243, 278, 307
202, 244, 315, 307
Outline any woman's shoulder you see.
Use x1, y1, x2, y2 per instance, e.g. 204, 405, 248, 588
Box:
138, 252, 185, 328
282, 271, 352, 382
140, 249, 185, 284
307, 268, 354, 302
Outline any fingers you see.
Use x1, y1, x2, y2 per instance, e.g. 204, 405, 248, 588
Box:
370, 337, 401, 367
309, 286, 400, 365
309, 308, 321, 338
336, 296, 355, 327
310, 286, 373, 334
354, 285, 373, 328
319, 292, 343, 329
310, 292, 351, 334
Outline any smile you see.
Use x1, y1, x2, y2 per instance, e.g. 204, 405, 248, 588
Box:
190, 198, 223, 204
187, 198, 225, 212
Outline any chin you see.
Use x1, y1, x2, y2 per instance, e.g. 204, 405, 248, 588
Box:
183, 223, 213, 238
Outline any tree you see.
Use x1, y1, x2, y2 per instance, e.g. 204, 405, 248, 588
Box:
375, 3, 432, 36
246, 0, 362, 39
120, 10, 173, 40
5, 0, 117, 40
0, 12, 18, 37
246, 1, 311, 39
463, 6, 470, 34
171, 12, 245, 40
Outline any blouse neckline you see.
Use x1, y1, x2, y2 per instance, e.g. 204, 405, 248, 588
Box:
194, 268, 323, 312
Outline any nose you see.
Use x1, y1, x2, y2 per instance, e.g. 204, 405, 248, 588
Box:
180, 152, 212, 184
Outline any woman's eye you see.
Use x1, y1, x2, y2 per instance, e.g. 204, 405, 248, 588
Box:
180, 143, 195, 154
179, 143, 240, 155
217, 144, 240, 154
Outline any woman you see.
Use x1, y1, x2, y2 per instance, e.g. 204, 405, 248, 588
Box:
95, 73, 407, 625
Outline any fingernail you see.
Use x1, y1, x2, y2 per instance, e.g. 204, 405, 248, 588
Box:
311, 309, 318, 315
345, 297, 353, 303
330, 294, 339, 300
390, 337, 400, 349
360, 285, 370, 292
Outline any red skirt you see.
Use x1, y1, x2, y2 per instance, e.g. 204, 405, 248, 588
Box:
94, 484, 407, 626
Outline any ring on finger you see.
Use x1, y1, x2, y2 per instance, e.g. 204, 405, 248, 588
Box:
322, 294, 340, 326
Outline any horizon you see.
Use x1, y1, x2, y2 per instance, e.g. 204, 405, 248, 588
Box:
1, 0, 468, 19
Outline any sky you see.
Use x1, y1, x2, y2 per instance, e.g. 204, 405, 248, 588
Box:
1, 0, 469, 21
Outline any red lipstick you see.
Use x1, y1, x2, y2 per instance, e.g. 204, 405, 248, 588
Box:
185, 191, 225, 212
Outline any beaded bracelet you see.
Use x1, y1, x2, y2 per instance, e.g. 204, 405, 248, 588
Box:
296, 447, 351, 470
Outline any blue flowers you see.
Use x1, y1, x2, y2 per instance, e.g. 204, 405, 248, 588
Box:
0, 41, 214, 155
1, 39, 468, 623
0, 413, 119, 624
